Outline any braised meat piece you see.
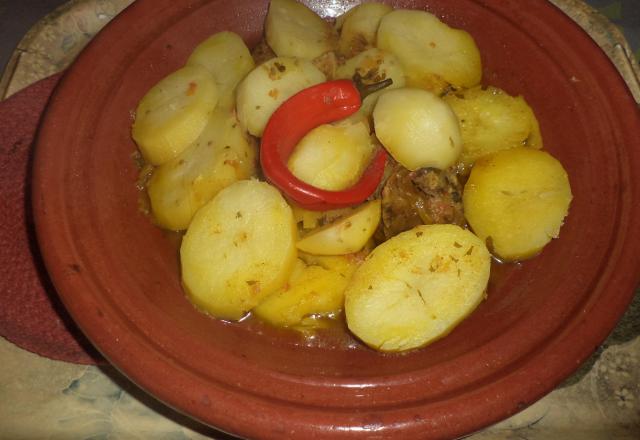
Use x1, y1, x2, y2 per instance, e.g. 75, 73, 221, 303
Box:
380, 164, 465, 240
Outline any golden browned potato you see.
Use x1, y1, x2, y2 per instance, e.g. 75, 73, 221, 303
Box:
253, 256, 358, 328
443, 86, 543, 166
335, 2, 393, 57
463, 147, 572, 261
236, 56, 326, 137
132, 65, 219, 165
373, 88, 462, 170
345, 224, 491, 352
265, 0, 337, 60
186, 31, 255, 112
147, 109, 257, 231
377, 9, 481, 94
181, 180, 297, 320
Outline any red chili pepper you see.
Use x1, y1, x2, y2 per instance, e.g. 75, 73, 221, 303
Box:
260, 77, 391, 211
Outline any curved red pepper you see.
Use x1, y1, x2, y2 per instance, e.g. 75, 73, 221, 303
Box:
260, 79, 388, 211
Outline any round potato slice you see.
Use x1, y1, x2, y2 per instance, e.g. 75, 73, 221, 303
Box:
443, 86, 543, 166
345, 224, 491, 352
186, 31, 255, 112
287, 118, 375, 191
147, 109, 257, 231
132, 65, 219, 165
377, 9, 481, 93
335, 2, 393, 57
236, 57, 326, 137
265, 0, 337, 60
373, 88, 462, 170
463, 147, 572, 261
181, 180, 297, 320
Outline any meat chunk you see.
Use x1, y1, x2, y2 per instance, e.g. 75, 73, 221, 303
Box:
379, 164, 465, 240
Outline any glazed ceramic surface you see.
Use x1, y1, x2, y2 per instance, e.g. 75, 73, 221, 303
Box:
32, 0, 640, 438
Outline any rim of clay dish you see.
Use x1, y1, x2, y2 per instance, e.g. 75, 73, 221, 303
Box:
32, 0, 640, 438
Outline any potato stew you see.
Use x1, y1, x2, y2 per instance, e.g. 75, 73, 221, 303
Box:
131, 0, 572, 352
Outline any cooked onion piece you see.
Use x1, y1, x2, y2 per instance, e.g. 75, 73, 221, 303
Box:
377, 9, 481, 93
236, 56, 326, 137
132, 65, 219, 165
373, 88, 462, 170
265, 0, 337, 60
345, 224, 491, 352
186, 31, 255, 112
443, 86, 543, 166
181, 180, 297, 320
147, 109, 257, 231
463, 147, 572, 261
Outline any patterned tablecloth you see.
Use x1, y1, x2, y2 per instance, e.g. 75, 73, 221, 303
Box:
0, 1, 638, 438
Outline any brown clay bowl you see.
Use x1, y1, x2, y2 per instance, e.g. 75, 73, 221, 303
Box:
32, 0, 640, 438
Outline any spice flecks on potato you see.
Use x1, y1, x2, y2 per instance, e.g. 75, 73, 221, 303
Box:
236, 56, 326, 137
147, 109, 257, 231
443, 86, 544, 166
373, 88, 462, 170
377, 9, 482, 93
463, 147, 572, 261
345, 224, 490, 352
132, 65, 219, 165
181, 180, 297, 320
186, 31, 255, 112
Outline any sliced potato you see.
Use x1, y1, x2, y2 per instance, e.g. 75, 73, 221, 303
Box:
336, 2, 393, 57
287, 117, 376, 190
443, 86, 543, 166
335, 48, 406, 117
377, 9, 481, 93
236, 56, 326, 137
147, 109, 257, 231
526, 114, 544, 149
292, 204, 354, 230
181, 180, 297, 320
186, 31, 255, 112
253, 256, 357, 328
336, 48, 405, 87
373, 88, 462, 170
132, 65, 219, 165
463, 147, 572, 261
265, 0, 337, 60
297, 200, 381, 255
299, 251, 369, 272
345, 224, 491, 352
